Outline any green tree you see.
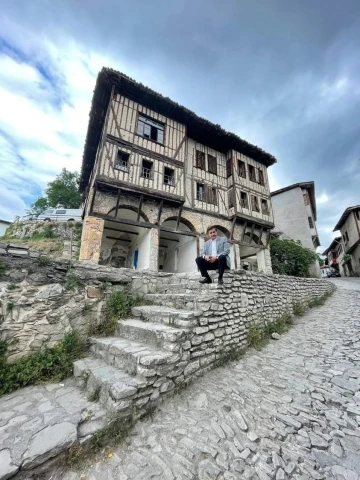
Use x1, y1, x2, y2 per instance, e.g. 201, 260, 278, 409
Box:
28, 169, 81, 215
270, 238, 318, 277
316, 254, 324, 267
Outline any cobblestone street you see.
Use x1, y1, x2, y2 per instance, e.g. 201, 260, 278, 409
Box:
51, 278, 360, 480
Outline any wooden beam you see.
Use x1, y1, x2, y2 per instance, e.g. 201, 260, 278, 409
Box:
137, 195, 144, 222
249, 223, 256, 244
114, 189, 121, 218
172, 135, 186, 159
241, 221, 247, 242
175, 204, 183, 230
159, 237, 179, 243
159, 245, 169, 248
258, 226, 264, 246
106, 236, 131, 242
230, 217, 236, 240
160, 225, 196, 237
93, 212, 154, 230
104, 227, 139, 235
266, 229, 271, 247
156, 200, 164, 225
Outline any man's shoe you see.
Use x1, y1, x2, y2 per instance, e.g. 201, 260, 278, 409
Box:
199, 278, 212, 284
218, 278, 224, 285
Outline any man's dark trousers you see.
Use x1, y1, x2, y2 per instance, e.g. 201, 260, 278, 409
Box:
195, 255, 228, 280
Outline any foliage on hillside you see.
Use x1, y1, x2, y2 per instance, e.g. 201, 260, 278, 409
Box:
27, 169, 81, 215
270, 238, 318, 277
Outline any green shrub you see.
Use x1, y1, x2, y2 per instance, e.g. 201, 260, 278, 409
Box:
6, 301, 14, 312
0, 331, 86, 396
94, 290, 142, 336
7, 283, 16, 291
0, 260, 5, 277
293, 302, 307, 316
65, 269, 78, 291
270, 238, 318, 277
247, 322, 267, 350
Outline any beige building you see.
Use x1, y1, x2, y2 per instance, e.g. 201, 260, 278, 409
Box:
79, 68, 276, 273
271, 182, 320, 276
322, 236, 345, 276
333, 205, 360, 276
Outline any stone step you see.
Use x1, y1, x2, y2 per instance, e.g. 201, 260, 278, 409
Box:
144, 293, 213, 310
153, 280, 221, 294
117, 319, 188, 352
131, 305, 201, 328
73, 357, 147, 413
89, 336, 181, 378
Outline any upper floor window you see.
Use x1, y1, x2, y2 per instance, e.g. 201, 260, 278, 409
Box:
228, 190, 235, 209
258, 169, 265, 186
226, 158, 233, 178
137, 114, 164, 144
164, 167, 175, 186
252, 195, 260, 212
196, 182, 205, 201
356, 210, 360, 220
240, 191, 248, 209
308, 217, 314, 229
115, 150, 130, 172
238, 160, 246, 179
195, 150, 205, 169
344, 231, 349, 244
303, 193, 310, 206
141, 159, 153, 179
208, 154, 217, 175
249, 165, 257, 182
261, 199, 269, 215
208, 186, 217, 205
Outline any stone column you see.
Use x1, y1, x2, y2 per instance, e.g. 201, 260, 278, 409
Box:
79, 216, 105, 263
256, 248, 273, 274
148, 228, 159, 272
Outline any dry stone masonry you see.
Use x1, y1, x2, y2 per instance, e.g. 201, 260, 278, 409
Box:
0, 252, 335, 479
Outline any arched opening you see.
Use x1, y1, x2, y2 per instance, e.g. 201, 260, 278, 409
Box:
209, 225, 231, 238
160, 216, 197, 273
107, 205, 150, 223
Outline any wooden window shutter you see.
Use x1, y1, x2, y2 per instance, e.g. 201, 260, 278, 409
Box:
196, 150, 205, 169
208, 155, 217, 175
226, 158, 233, 177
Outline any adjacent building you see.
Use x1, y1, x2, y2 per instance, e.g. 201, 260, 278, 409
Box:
322, 236, 345, 275
270, 181, 320, 276
333, 205, 360, 276
0, 219, 11, 237
79, 68, 277, 273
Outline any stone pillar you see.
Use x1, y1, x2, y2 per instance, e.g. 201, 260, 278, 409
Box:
256, 248, 273, 274
79, 216, 105, 263
148, 228, 159, 272
233, 243, 241, 270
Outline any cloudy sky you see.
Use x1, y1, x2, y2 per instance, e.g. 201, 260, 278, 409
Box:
0, 0, 359, 249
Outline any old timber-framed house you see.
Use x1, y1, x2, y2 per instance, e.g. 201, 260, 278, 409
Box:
79, 68, 277, 273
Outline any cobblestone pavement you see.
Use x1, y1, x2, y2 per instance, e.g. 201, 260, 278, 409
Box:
50, 278, 360, 480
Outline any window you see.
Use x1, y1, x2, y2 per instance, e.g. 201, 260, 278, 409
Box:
208, 154, 217, 175
115, 150, 130, 171
141, 160, 153, 179
195, 150, 205, 169
248, 165, 257, 182
228, 190, 235, 209
238, 160, 246, 179
226, 158, 233, 178
258, 169, 265, 186
137, 114, 164, 144
261, 199, 269, 215
344, 231, 349, 244
303, 193, 310, 206
251, 195, 260, 212
308, 217, 314, 229
164, 167, 175, 186
197, 183, 205, 201
208, 186, 217, 205
240, 191, 248, 209
56, 210, 66, 214
356, 210, 360, 220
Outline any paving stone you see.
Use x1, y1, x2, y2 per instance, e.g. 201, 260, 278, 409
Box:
0, 449, 19, 480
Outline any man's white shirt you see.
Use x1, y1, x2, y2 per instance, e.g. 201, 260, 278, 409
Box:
211, 239, 217, 257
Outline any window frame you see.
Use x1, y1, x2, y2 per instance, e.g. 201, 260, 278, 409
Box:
115, 150, 130, 172
248, 165, 257, 183
141, 159, 154, 179
238, 160, 247, 179
251, 195, 260, 213
308, 217, 314, 229
196, 182, 206, 202
163, 166, 175, 186
226, 158, 233, 178
207, 154, 217, 175
240, 191, 249, 209
136, 113, 165, 145
207, 186, 217, 205
258, 168, 265, 186
195, 150, 206, 170
261, 198, 269, 215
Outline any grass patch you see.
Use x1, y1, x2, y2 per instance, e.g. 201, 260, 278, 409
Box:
0, 331, 86, 397
65, 269, 79, 291
215, 345, 245, 367
7, 283, 16, 291
308, 290, 334, 308
88, 385, 101, 403
66, 413, 135, 468
0, 260, 5, 277
248, 312, 294, 350
6, 301, 14, 313
292, 302, 307, 316
36, 255, 51, 266
247, 322, 267, 350
92, 289, 143, 336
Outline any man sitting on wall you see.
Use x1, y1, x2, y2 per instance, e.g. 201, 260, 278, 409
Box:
195, 227, 230, 285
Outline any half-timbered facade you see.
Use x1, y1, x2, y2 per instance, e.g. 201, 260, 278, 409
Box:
79, 68, 277, 273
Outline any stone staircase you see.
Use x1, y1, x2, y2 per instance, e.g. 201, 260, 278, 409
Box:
73, 277, 218, 421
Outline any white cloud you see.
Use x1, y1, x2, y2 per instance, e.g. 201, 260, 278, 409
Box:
316, 192, 329, 204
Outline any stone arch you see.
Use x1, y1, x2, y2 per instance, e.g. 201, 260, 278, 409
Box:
107, 204, 150, 223
161, 216, 196, 232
